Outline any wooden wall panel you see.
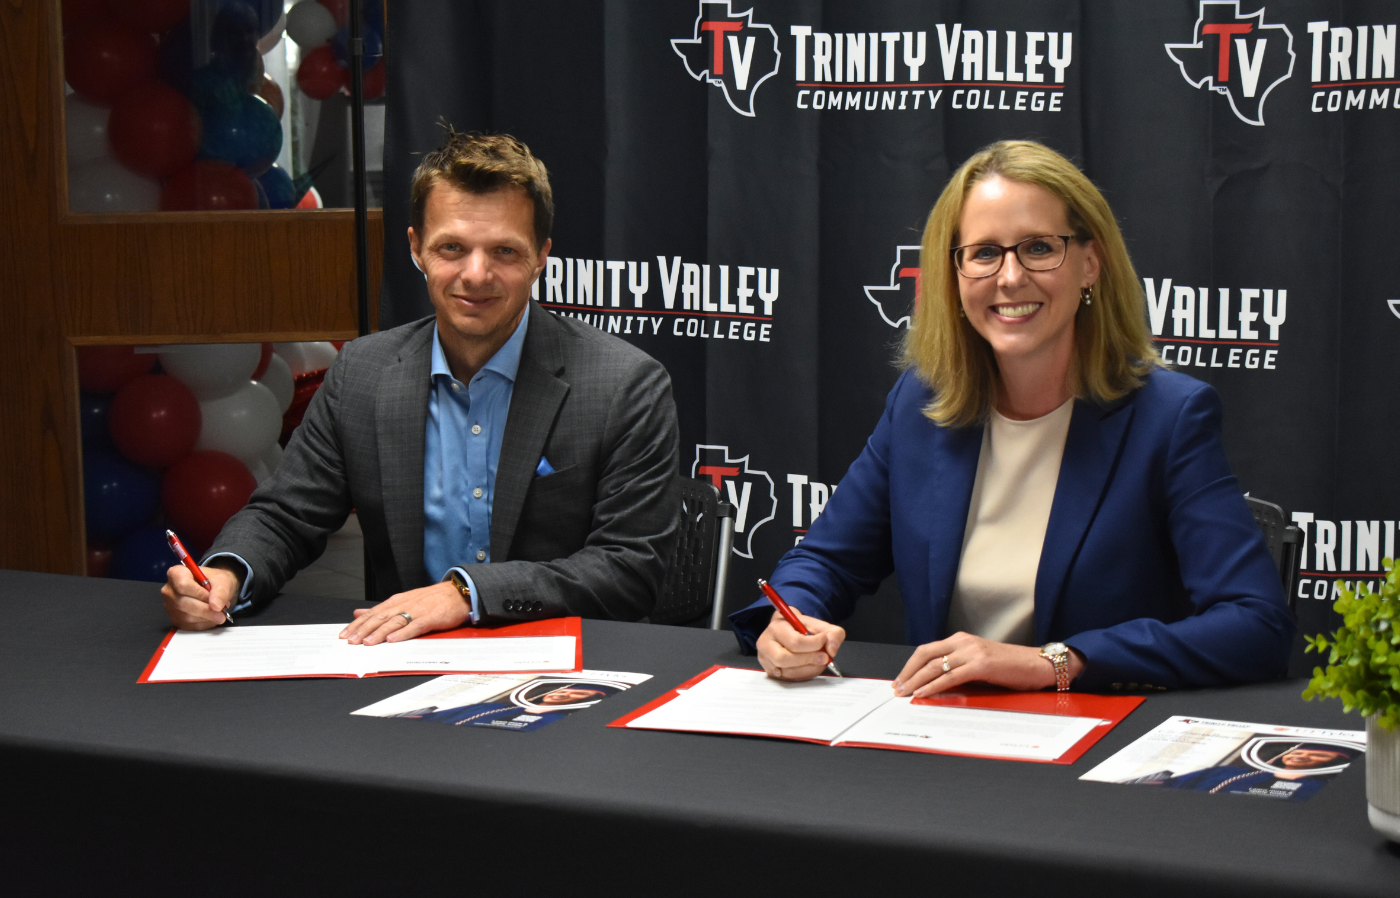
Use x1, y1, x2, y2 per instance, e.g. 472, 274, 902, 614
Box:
0, 0, 383, 574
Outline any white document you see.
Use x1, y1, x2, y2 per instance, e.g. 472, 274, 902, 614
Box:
626, 666, 894, 742
145, 624, 578, 682
1079, 716, 1367, 784
836, 697, 1103, 761
625, 667, 1106, 761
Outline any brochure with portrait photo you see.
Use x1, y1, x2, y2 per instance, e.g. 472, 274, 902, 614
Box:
353, 670, 651, 733
1080, 716, 1365, 801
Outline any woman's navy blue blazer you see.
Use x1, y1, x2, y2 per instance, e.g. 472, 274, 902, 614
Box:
731, 367, 1295, 690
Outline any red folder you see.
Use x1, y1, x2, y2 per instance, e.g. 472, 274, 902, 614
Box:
137, 617, 583, 683
611, 665, 1143, 764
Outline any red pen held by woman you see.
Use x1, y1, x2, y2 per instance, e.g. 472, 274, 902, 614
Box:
757, 578, 842, 677
165, 529, 234, 624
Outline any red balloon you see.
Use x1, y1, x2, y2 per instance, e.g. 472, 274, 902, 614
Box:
318, 0, 350, 27
108, 0, 190, 34
362, 61, 385, 101
161, 159, 259, 211
109, 374, 202, 468
256, 74, 285, 118
87, 544, 114, 578
162, 451, 257, 553
108, 82, 201, 179
64, 21, 158, 106
252, 343, 275, 381
296, 45, 346, 100
78, 345, 156, 394
295, 185, 323, 209
62, 0, 110, 36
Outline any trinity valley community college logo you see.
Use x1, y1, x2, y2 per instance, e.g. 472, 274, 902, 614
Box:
1165, 1, 1295, 126
864, 246, 921, 329
692, 445, 776, 558
672, 1, 781, 116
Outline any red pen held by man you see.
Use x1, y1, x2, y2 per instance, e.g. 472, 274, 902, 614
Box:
758, 578, 842, 677
165, 529, 234, 625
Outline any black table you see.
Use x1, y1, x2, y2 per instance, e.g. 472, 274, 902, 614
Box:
1, 570, 1396, 897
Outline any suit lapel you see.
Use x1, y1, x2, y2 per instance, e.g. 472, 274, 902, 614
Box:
491, 303, 569, 558
926, 422, 983, 638
377, 324, 433, 589
1033, 396, 1135, 641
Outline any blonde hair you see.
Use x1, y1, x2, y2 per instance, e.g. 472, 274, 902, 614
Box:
410, 128, 553, 251
901, 140, 1160, 427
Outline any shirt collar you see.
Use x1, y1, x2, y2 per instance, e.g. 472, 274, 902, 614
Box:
430, 306, 531, 385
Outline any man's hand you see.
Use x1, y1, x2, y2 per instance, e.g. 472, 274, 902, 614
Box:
162, 564, 241, 630
755, 609, 845, 682
340, 581, 470, 645
892, 631, 1087, 697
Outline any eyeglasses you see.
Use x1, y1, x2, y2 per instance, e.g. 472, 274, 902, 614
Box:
950, 235, 1077, 278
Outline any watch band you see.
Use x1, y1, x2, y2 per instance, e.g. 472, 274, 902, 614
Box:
447, 569, 478, 625
1040, 642, 1071, 692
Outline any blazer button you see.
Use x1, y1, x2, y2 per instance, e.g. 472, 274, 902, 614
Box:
532, 602, 542, 612
506, 600, 517, 612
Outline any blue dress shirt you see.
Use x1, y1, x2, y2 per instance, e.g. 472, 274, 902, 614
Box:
425, 310, 530, 621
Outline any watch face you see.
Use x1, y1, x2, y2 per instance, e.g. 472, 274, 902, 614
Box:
1043, 642, 1068, 657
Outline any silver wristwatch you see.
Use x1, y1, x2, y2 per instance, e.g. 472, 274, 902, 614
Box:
1040, 642, 1071, 692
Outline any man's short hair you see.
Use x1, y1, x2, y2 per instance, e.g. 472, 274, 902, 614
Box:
409, 129, 554, 250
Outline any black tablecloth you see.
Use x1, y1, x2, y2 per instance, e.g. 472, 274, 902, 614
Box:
1, 570, 1396, 896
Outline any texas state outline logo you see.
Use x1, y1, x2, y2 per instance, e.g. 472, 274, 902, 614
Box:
1165, 1, 1295, 126
692, 444, 776, 559
672, 1, 782, 117
864, 245, 921, 329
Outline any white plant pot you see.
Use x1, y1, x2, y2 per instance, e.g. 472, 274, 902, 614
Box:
1367, 715, 1400, 841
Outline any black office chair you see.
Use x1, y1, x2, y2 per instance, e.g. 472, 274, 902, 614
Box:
1244, 495, 1303, 614
649, 477, 735, 626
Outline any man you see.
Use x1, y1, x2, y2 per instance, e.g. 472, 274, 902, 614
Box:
162, 131, 680, 643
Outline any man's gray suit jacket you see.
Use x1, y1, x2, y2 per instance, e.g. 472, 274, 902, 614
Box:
211, 301, 680, 622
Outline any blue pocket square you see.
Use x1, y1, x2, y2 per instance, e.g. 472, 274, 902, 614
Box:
535, 457, 555, 477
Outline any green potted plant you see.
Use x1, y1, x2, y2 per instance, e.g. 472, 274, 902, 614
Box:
1303, 558, 1400, 841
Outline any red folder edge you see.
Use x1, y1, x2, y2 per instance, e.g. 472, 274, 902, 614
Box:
138, 616, 584, 683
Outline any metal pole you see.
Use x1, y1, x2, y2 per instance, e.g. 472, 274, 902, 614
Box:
347, 0, 375, 603
348, 0, 370, 339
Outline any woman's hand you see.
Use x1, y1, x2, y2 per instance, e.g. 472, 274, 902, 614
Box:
892, 632, 1085, 696
756, 610, 846, 682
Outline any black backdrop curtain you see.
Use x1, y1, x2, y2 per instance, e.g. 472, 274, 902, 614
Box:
381, 1, 1400, 660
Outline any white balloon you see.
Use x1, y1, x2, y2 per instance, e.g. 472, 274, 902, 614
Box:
256, 352, 295, 414
260, 439, 284, 475
246, 458, 271, 485
299, 341, 339, 373
285, 0, 337, 47
196, 381, 283, 461
160, 343, 263, 400
272, 341, 305, 374
68, 158, 159, 213
274, 341, 338, 375
66, 94, 110, 166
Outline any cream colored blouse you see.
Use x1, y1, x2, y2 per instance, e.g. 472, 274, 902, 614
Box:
946, 398, 1075, 646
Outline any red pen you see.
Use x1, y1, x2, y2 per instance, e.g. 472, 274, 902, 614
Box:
166, 529, 233, 624
758, 578, 842, 677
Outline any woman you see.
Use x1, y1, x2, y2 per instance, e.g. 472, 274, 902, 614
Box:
730, 141, 1293, 694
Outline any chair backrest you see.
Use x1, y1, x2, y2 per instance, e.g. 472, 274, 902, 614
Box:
1245, 495, 1303, 614
650, 477, 735, 626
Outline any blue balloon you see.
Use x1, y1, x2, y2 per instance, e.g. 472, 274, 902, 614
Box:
257, 165, 297, 209
80, 392, 114, 450
111, 524, 177, 584
332, 25, 383, 69
188, 65, 246, 111
84, 449, 161, 544
219, 0, 283, 38
200, 92, 283, 175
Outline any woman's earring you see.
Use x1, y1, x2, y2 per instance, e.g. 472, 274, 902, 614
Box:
1080, 287, 1093, 306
